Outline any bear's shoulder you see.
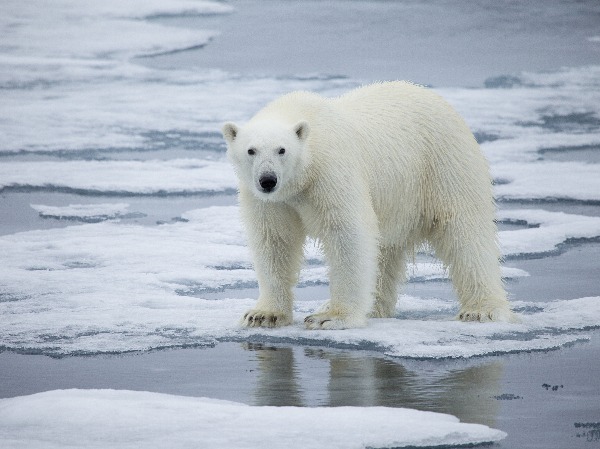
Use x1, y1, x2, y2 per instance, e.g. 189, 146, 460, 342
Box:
253, 90, 328, 123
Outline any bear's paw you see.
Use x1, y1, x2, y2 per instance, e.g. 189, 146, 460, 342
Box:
458, 306, 519, 323
240, 309, 292, 328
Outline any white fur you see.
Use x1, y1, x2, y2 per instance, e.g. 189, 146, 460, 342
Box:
223, 82, 516, 330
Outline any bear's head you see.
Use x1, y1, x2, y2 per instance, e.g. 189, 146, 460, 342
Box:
222, 120, 310, 201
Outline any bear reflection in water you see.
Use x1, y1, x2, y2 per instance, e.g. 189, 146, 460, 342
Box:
244, 343, 502, 428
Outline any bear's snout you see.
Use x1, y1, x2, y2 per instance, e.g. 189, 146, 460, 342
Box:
259, 173, 278, 192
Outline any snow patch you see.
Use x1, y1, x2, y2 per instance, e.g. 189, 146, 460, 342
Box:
0, 160, 236, 195
31, 203, 132, 222
0, 389, 506, 449
0, 0, 231, 61
493, 161, 600, 203
498, 209, 600, 257
0, 206, 598, 358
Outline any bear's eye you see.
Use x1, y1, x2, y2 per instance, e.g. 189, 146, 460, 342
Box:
247, 148, 256, 155
278, 148, 286, 155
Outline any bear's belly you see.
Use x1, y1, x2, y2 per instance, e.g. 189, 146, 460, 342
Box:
288, 194, 423, 248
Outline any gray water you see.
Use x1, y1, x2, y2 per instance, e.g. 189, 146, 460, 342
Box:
148, 0, 600, 87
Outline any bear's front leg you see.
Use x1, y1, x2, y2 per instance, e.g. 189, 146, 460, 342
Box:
239, 189, 305, 328
304, 205, 379, 330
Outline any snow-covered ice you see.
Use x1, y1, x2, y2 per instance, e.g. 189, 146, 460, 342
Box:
0, 389, 506, 449
0, 159, 236, 195
0, 0, 355, 152
1, 205, 598, 358
498, 209, 600, 257
493, 161, 600, 203
30, 203, 132, 222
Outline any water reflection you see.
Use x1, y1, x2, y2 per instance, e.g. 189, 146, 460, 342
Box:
244, 343, 502, 428
246, 343, 303, 406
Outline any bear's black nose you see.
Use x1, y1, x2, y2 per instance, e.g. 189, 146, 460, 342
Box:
259, 174, 278, 192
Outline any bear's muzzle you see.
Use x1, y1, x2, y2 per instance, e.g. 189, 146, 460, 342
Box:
259, 173, 278, 193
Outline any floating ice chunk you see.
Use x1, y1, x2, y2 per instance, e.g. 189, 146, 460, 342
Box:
438, 66, 600, 173
501, 266, 530, 278
498, 209, 600, 257
0, 206, 598, 357
0, 66, 356, 153
0, 389, 506, 449
493, 161, 600, 202
0, 0, 231, 61
31, 203, 131, 222
3, 281, 598, 358
481, 133, 600, 165
0, 159, 236, 195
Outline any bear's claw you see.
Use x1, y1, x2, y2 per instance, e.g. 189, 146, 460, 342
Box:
304, 315, 332, 329
304, 312, 366, 330
240, 310, 291, 328
458, 307, 519, 323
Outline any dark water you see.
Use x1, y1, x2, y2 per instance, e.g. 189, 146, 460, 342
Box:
148, 0, 600, 87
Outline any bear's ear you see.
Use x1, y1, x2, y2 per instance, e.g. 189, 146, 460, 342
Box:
293, 121, 310, 142
222, 122, 239, 144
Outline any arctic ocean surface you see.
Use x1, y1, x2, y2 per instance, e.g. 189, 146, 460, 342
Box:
1, 1, 599, 448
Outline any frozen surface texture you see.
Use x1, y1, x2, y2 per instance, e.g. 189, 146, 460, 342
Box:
0, 160, 236, 195
0, 206, 599, 357
0, 389, 506, 449
30, 203, 132, 222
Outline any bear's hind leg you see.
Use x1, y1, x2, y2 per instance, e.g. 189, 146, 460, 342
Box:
370, 245, 407, 318
429, 218, 516, 323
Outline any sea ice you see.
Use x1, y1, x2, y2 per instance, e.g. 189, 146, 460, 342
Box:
498, 209, 600, 257
30, 203, 132, 222
1, 156, 599, 202
493, 161, 600, 202
0, 206, 598, 358
0, 159, 236, 195
0, 0, 355, 152
0, 389, 506, 449
0, 0, 232, 61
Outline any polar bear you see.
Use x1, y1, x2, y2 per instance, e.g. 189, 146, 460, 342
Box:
222, 81, 515, 329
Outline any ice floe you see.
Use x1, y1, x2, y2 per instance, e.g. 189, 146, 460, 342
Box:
493, 161, 600, 203
31, 203, 132, 222
0, 389, 506, 449
0, 206, 598, 358
0, 160, 236, 195
0, 0, 231, 61
1, 156, 598, 202
498, 209, 600, 257
0, 0, 356, 152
